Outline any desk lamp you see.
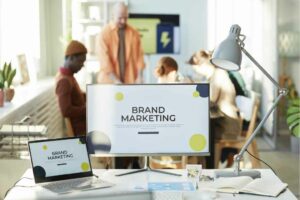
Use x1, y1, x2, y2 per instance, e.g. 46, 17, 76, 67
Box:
211, 25, 288, 179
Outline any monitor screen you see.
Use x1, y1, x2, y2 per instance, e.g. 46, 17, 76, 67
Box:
87, 84, 210, 156
28, 137, 92, 183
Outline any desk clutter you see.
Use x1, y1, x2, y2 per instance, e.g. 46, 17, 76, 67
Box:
0, 124, 47, 158
3, 137, 294, 200
5, 169, 294, 200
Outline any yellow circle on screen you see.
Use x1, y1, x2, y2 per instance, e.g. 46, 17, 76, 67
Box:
193, 91, 200, 97
81, 162, 90, 172
189, 134, 206, 151
115, 92, 124, 101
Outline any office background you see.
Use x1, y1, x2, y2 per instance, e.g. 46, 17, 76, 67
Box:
0, 0, 299, 199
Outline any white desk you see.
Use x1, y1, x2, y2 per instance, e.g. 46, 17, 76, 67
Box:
4, 169, 297, 200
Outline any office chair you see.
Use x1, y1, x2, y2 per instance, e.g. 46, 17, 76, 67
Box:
214, 93, 261, 168
149, 156, 188, 169
64, 118, 75, 137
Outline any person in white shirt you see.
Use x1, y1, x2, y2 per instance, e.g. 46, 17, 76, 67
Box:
188, 50, 241, 139
153, 56, 192, 167
188, 49, 242, 168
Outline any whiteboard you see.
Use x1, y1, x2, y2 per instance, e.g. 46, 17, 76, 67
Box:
87, 84, 210, 155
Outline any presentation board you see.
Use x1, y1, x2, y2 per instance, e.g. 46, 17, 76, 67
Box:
128, 14, 180, 54
87, 84, 210, 155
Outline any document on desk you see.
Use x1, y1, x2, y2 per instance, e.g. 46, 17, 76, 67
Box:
148, 182, 195, 191
213, 176, 288, 197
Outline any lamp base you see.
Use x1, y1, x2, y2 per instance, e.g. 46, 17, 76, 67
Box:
215, 170, 261, 179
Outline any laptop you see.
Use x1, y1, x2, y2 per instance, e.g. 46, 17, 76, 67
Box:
28, 136, 113, 194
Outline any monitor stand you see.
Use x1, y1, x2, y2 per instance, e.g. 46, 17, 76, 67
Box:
115, 156, 182, 177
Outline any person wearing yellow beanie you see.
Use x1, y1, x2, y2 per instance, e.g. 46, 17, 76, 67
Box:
55, 40, 87, 136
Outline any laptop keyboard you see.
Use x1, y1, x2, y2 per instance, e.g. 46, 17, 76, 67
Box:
42, 177, 93, 193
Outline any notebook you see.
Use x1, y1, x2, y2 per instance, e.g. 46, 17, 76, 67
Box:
213, 176, 288, 197
28, 136, 114, 193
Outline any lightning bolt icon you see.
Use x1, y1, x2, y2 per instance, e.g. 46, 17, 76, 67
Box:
161, 32, 171, 48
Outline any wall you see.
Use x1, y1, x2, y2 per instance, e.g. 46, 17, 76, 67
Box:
260, 0, 278, 140
38, 0, 208, 82
278, 0, 300, 93
128, 0, 208, 83
39, 0, 64, 78
0, 0, 40, 81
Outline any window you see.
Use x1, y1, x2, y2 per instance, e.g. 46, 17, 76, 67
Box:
0, 0, 40, 82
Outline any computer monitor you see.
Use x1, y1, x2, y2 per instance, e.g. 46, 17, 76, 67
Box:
87, 84, 210, 156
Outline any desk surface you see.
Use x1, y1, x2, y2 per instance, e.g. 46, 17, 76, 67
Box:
4, 169, 297, 200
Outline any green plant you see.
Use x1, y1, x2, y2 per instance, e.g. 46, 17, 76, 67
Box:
0, 70, 4, 89
287, 98, 300, 137
2, 62, 16, 88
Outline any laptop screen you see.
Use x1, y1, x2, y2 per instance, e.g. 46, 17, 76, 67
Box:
28, 137, 93, 183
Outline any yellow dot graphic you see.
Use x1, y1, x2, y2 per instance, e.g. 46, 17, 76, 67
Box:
115, 92, 124, 101
42, 145, 47, 150
189, 134, 206, 151
193, 91, 200, 97
81, 162, 90, 172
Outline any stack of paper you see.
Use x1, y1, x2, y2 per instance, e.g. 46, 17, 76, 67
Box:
0, 125, 47, 136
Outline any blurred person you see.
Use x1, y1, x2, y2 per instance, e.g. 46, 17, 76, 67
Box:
153, 56, 195, 168
97, 2, 145, 84
97, 2, 144, 168
154, 56, 186, 83
188, 49, 241, 138
55, 40, 87, 136
228, 71, 248, 97
188, 49, 242, 168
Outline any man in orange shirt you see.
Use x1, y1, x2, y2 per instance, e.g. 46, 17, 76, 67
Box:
97, 3, 144, 168
55, 40, 87, 136
97, 2, 145, 84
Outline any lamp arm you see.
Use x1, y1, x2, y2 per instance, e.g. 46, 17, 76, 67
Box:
238, 92, 285, 158
233, 47, 288, 174
234, 92, 286, 174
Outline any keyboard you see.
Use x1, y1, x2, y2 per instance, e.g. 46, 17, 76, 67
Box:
41, 177, 114, 194
42, 177, 94, 193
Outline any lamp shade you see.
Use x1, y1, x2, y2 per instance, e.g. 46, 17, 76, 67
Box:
210, 25, 242, 71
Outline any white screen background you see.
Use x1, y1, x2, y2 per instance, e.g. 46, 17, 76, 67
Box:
30, 138, 91, 177
87, 84, 210, 154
